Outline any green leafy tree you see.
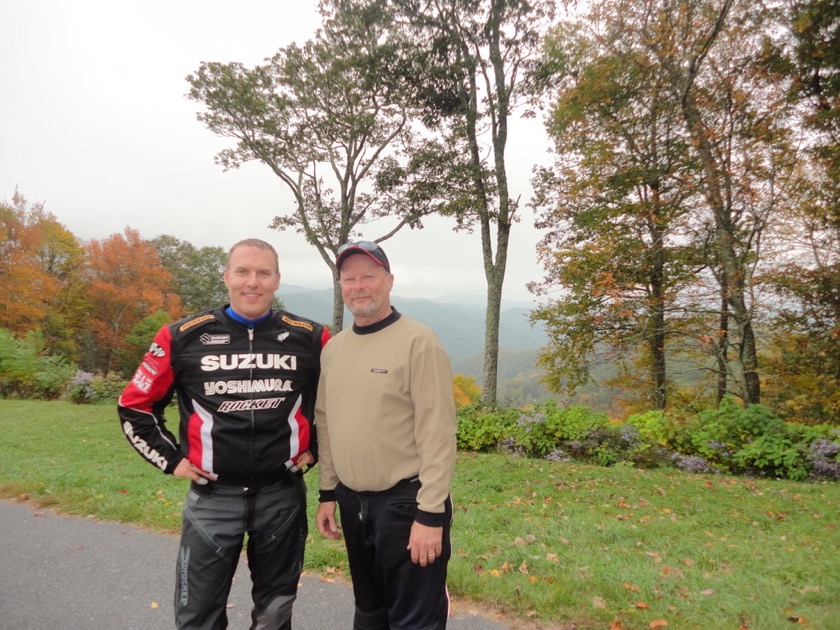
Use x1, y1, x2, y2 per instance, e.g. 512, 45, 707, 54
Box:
756, 0, 840, 424
762, 262, 840, 424
186, 14, 432, 330
787, 0, 840, 219
151, 235, 228, 313
326, 0, 555, 406
115, 310, 173, 377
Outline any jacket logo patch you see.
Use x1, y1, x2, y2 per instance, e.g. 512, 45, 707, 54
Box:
148, 342, 166, 357
200, 353, 298, 371
179, 314, 215, 332
277, 332, 290, 342
204, 379, 294, 395
281, 315, 313, 331
218, 398, 285, 413
131, 370, 154, 392
200, 333, 230, 345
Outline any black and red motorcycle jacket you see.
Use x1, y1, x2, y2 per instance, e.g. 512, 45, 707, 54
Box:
118, 306, 331, 485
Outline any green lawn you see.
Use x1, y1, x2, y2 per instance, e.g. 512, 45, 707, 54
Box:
1, 400, 838, 629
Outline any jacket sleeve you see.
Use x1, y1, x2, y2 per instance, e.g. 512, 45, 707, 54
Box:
116, 325, 183, 474
306, 325, 332, 467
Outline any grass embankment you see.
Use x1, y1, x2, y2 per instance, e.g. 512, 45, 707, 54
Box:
1, 400, 838, 629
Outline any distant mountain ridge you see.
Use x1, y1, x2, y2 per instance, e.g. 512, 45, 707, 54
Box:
277, 284, 547, 363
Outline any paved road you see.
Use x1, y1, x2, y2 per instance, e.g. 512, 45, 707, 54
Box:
0, 500, 513, 629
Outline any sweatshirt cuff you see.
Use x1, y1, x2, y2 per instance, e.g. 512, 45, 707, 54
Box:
319, 488, 336, 503
415, 508, 447, 527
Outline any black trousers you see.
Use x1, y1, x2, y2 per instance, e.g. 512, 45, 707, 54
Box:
335, 479, 452, 630
175, 476, 307, 630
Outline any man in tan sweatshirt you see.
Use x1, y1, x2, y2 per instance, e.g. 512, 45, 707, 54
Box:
315, 240, 457, 630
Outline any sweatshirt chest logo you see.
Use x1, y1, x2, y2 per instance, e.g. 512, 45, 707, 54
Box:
370, 368, 388, 374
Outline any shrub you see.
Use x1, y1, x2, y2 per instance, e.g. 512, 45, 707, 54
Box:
67, 371, 96, 403
688, 397, 785, 467
0, 328, 76, 399
456, 405, 518, 452
807, 435, 840, 480
625, 409, 695, 452
732, 432, 809, 480
454, 398, 839, 482
512, 401, 609, 458
67, 371, 128, 404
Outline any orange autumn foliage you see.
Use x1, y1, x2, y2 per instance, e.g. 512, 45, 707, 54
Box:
85, 228, 182, 372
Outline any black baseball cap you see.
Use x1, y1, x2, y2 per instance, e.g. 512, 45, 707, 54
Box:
336, 241, 390, 272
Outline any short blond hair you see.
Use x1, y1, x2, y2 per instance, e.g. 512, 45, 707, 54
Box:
227, 239, 279, 274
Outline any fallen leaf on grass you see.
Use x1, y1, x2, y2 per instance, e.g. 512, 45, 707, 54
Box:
700, 589, 715, 596
610, 622, 625, 630
592, 596, 607, 609
635, 601, 650, 609
786, 615, 809, 624
621, 582, 640, 593
649, 620, 668, 629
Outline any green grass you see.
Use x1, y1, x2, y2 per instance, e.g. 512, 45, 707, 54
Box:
1, 400, 839, 629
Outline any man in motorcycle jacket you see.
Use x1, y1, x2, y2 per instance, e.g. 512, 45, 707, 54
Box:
118, 238, 330, 630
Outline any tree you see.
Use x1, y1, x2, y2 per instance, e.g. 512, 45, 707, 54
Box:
187, 13, 431, 331
0, 191, 86, 359
151, 235, 228, 313
787, 0, 840, 219
83, 228, 181, 374
643, 0, 800, 405
329, 0, 555, 406
531, 0, 802, 411
758, 0, 840, 423
530, 12, 703, 410
115, 310, 173, 378
0, 194, 61, 333
453, 373, 482, 408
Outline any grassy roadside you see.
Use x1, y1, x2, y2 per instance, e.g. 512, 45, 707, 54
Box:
1, 400, 838, 629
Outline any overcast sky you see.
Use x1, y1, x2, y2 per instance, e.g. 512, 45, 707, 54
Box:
0, 0, 550, 303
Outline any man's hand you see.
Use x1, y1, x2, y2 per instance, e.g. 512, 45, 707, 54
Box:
407, 521, 443, 566
290, 450, 315, 472
172, 458, 213, 484
316, 501, 341, 540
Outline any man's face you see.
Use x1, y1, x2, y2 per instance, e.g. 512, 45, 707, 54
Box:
223, 245, 280, 320
339, 253, 394, 326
